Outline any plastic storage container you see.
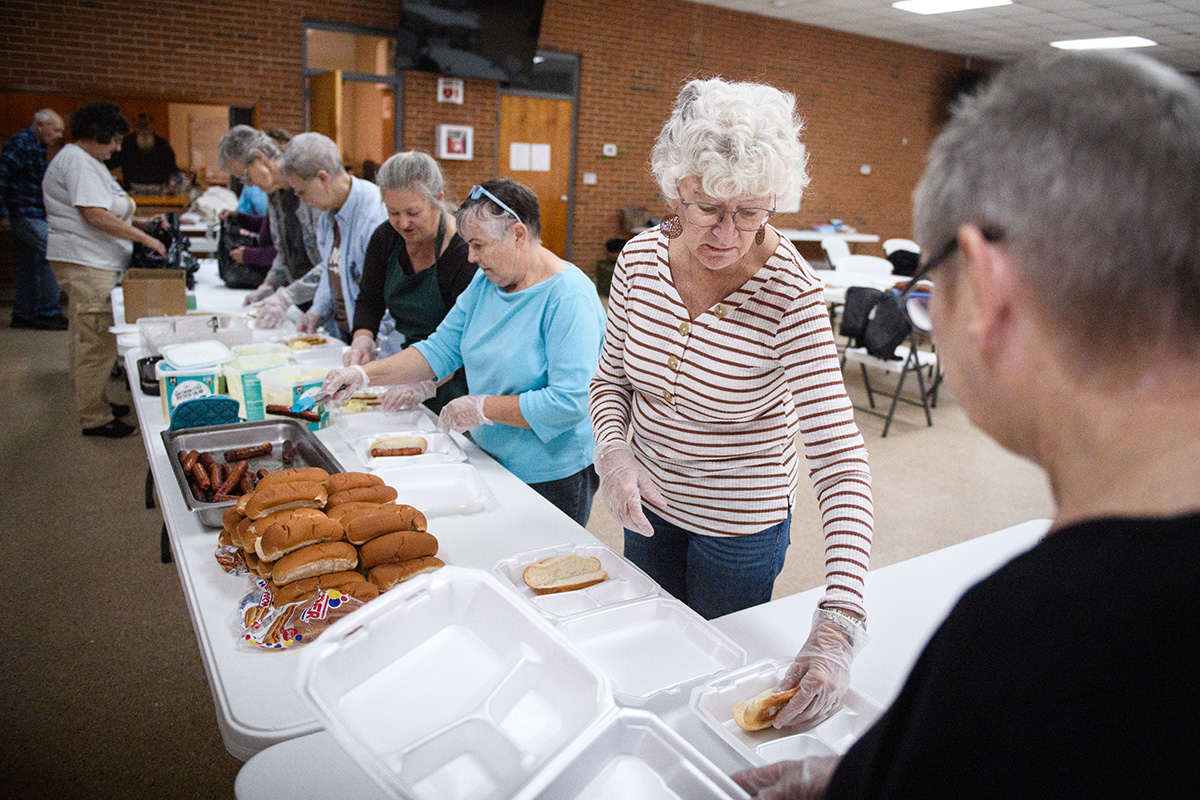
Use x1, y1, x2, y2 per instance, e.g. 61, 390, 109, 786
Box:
138, 312, 253, 355
155, 359, 226, 420
493, 543, 663, 622
295, 566, 745, 800
231, 342, 292, 359
258, 364, 330, 430
689, 658, 883, 766
223, 353, 292, 421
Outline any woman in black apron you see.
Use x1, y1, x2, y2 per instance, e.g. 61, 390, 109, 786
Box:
346, 151, 477, 412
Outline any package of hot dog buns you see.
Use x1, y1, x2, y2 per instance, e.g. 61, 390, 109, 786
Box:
214, 468, 444, 649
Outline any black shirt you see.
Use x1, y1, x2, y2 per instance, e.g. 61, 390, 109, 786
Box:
827, 513, 1200, 798
112, 134, 178, 187
352, 220, 475, 336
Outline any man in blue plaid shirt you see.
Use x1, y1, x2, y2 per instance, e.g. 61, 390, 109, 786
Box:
1, 109, 67, 330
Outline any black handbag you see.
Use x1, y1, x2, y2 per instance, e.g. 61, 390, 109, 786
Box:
130, 213, 200, 289
217, 218, 268, 289
861, 293, 912, 360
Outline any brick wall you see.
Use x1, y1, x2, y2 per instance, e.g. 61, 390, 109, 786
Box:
1, 0, 970, 270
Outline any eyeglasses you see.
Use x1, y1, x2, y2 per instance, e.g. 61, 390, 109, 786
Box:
679, 195, 775, 232
899, 226, 1004, 333
468, 185, 522, 225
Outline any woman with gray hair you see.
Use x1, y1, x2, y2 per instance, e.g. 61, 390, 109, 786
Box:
342, 150, 476, 412
589, 78, 874, 729
319, 178, 605, 526
216, 125, 321, 327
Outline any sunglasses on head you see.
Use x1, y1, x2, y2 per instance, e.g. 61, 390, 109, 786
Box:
468, 185, 522, 225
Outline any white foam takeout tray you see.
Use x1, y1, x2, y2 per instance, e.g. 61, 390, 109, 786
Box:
689, 658, 883, 767
331, 397, 438, 445
492, 543, 663, 622
354, 431, 466, 469
554, 595, 747, 710
373, 463, 497, 518
295, 567, 745, 800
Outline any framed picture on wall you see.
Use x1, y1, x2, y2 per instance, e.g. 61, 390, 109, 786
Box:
436, 124, 473, 160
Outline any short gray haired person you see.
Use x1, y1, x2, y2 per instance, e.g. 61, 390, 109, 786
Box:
215, 125, 320, 324
733, 50, 1200, 799
342, 150, 477, 414
279, 131, 346, 182
590, 76, 872, 734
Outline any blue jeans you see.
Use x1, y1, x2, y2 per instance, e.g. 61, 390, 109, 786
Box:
10, 215, 62, 318
623, 507, 792, 620
528, 465, 599, 527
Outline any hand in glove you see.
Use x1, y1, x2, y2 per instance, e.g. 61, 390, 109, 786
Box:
295, 310, 323, 334
253, 287, 292, 329
438, 395, 491, 433
343, 335, 377, 367
593, 440, 666, 537
320, 365, 369, 402
381, 381, 436, 412
732, 755, 841, 800
243, 283, 276, 306
774, 609, 866, 730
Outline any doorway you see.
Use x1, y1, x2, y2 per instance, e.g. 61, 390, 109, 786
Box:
498, 94, 573, 259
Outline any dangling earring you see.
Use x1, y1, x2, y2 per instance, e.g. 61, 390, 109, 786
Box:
755, 224, 766, 246
660, 214, 683, 239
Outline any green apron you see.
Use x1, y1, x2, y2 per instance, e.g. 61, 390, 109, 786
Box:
384, 220, 468, 412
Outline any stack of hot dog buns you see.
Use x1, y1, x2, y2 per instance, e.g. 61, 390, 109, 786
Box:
218, 467, 443, 610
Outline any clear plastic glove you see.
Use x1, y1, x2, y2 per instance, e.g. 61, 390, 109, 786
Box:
381, 381, 436, 412
732, 755, 841, 800
438, 395, 491, 433
295, 310, 323, 334
254, 287, 292, 329
243, 283, 276, 306
343, 335, 377, 367
593, 439, 666, 537
321, 365, 369, 401
774, 609, 866, 731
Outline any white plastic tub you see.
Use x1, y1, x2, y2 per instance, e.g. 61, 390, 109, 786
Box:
295, 567, 743, 800
555, 596, 747, 709
493, 543, 662, 621
689, 658, 883, 767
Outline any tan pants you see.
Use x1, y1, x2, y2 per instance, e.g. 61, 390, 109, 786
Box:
50, 261, 121, 429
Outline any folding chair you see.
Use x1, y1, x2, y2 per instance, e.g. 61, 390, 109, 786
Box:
843, 332, 938, 436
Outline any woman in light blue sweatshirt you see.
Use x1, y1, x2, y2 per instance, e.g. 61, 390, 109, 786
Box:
322, 178, 606, 526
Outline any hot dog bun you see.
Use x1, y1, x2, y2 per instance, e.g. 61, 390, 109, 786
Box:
342, 504, 428, 546
522, 555, 609, 595
325, 500, 393, 523
324, 471, 383, 495
368, 556, 444, 591
222, 505, 246, 531
732, 686, 802, 732
271, 570, 378, 607
358, 529, 439, 570
326, 484, 398, 508
254, 508, 345, 562
252, 467, 331, 494
243, 481, 328, 519
271, 541, 358, 586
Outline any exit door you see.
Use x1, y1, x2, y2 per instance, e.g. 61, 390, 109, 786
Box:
498, 94, 573, 259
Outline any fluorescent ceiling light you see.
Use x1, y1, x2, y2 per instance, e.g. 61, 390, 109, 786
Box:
1051, 36, 1157, 50
893, 0, 1012, 14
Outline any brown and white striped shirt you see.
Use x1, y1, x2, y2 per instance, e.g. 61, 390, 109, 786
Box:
589, 228, 873, 611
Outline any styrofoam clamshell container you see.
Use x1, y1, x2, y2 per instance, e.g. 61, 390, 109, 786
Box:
554, 596, 747, 710
332, 399, 438, 445
355, 431, 466, 469
295, 567, 745, 800
288, 341, 347, 369
373, 463, 497, 517
689, 658, 883, 767
493, 543, 663, 621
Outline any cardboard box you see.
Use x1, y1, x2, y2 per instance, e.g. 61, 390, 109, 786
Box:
123, 268, 187, 324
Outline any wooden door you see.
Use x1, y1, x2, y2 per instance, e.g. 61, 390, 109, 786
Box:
309, 70, 343, 150
498, 94, 573, 259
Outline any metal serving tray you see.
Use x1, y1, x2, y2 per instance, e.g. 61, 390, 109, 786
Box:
160, 418, 343, 527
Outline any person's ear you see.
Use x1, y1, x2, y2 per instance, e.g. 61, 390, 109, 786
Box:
958, 224, 1018, 358
511, 222, 529, 247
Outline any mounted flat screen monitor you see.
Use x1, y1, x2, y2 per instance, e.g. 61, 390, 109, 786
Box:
397, 0, 546, 87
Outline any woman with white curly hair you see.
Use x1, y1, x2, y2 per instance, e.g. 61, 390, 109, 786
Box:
589, 77, 874, 731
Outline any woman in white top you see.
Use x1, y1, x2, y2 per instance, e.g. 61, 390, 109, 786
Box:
43, 102, 166, 438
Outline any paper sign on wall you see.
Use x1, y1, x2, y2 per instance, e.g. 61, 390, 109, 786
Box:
509, 143, 531, 171
530, 144, 550, 172
438, 77, 464, 104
